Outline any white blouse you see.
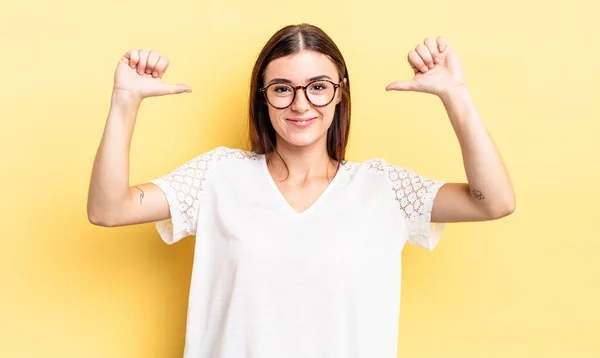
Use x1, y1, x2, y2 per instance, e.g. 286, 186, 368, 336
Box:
150, 146, 447, 358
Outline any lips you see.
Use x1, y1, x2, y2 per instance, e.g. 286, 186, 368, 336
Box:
286, 117, 317, 127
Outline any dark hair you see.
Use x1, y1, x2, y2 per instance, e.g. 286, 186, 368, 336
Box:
248, 23, 351, 163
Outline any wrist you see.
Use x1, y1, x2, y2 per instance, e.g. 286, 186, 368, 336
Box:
111, 88, 143, 107
438, 85, 470, 103
108, 90, 142, 127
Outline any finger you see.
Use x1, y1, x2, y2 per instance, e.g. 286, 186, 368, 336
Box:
137, 48, 149, 75
128, 49, 140, 70
159, 61, 169, 79
424, 37, 441, 64
122, 49, 139, 69
385, 80, 420, 92
146, 50, 161, 75
154, 56, 169, 78
408, 50, 428, 73
437, 36, 450, 53
166, 83, 192, 95
415, 44, 434, 70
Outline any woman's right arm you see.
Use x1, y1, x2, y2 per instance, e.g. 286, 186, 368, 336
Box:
86, 49, 191, 227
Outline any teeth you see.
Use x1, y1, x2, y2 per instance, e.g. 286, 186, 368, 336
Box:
290, 119, 311, 124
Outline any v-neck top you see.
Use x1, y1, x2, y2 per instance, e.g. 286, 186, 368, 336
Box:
150, 146, 447, 358
261, 154, 344, 216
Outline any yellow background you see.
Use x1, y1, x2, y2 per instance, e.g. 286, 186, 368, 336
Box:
1, 0, 598, 357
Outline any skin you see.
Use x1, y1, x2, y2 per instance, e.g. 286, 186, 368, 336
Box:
106, 36, 515, 223
259, 36, 516, 220
385, 37, 516, 221
262, 50, 344, 213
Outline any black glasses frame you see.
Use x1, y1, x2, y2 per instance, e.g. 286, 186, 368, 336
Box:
259, 79, 341, 109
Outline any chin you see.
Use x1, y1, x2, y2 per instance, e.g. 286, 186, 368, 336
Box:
279, 131, 327, 149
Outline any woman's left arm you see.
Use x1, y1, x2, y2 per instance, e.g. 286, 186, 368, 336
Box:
435, 86, 516, 222
386, 36, 516, 223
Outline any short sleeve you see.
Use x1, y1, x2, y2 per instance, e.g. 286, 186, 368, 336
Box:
385, 163, 447, 250
149, 156, 206, 245
148, 146, 258, 244
149, 150, 217, 244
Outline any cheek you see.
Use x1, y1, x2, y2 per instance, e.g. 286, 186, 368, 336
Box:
266, 107, 283, 126
322, 103, 338, 122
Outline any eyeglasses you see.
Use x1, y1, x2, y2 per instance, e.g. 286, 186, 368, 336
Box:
259, 79, 341, 109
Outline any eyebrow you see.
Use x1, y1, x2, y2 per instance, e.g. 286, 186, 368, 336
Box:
266, 75, 333, 86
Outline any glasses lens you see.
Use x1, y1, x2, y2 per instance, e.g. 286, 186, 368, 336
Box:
266, 83, 294, 108
306, 81, 335, 106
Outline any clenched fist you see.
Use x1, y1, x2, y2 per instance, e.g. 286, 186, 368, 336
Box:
113, 49, 192, 101
385, 37, 466, 97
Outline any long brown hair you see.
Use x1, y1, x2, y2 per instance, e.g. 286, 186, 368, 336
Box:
248, 23, 351, 163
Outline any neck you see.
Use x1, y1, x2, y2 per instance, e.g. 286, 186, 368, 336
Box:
267, 137, 338, 183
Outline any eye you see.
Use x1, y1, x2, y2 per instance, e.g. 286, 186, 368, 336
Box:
273, 85, 292, 93
309, 81, 328, 91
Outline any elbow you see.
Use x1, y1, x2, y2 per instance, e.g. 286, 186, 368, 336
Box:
503, 191, 517, 217
87, 200, 103, 226
87, 205, 116, 227
490, 188, 516, 219
499, 203, 516, 219
489, 200, 516, 220
88, 210, 110, 227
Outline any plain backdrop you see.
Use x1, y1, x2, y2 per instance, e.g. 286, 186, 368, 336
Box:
1, 0, 598, 357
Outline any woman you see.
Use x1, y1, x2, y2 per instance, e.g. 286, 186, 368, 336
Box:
87, 23, 515, 358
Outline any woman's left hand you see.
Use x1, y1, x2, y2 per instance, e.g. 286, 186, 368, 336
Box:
386, 36, 467, 97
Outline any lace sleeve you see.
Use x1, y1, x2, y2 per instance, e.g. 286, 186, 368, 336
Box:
149, 154, 208, 244
386, 163, 447, 250
149, 146, 258, 244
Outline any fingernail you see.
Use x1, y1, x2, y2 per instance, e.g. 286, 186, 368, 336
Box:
434, 57, 440, 63
428, 63, 434, 69
422, 66, 428, 72
146, 69, 152, 74
152, 71, 158, 77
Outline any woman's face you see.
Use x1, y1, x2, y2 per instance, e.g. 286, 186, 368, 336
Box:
262, 50, 342, 150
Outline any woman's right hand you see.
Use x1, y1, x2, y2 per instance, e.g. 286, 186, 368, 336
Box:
113, 49, 192, 101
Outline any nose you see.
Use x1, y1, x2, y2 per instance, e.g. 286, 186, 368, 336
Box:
291, 87, 310, 112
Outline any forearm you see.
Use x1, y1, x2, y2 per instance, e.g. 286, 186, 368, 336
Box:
439, 86, 515, 216
87, 90, 141, 224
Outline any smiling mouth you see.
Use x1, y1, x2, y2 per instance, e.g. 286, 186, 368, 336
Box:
287, 117, 316, 124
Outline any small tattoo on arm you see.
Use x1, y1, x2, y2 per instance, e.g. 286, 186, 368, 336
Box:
472, 189, 485, 200
134, 186, 145, 204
